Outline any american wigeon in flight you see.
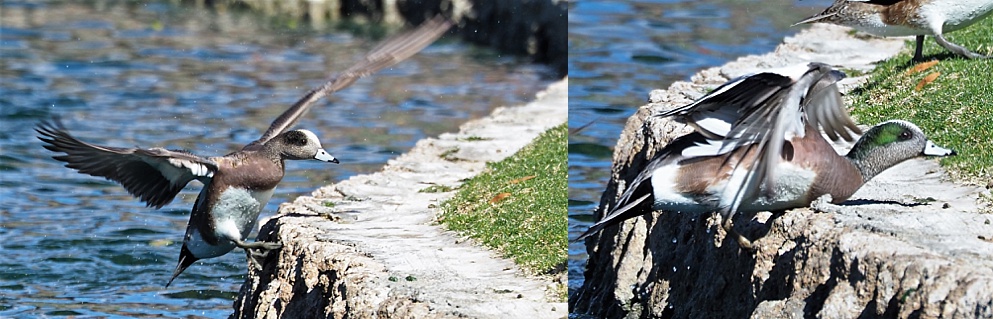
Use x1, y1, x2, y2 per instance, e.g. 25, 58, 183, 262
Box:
578, 62, 956, 248
37, 16, 453, 286
794, 0, 993, 61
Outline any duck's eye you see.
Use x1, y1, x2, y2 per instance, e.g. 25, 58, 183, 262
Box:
286, 131, 308, 146
898, 131, 912, 141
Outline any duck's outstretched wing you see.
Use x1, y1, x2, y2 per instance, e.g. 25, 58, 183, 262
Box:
657, 63, 858, 143
253, 15, 454, 146
657, 69, 793, 140
36, 119, 217, 209
579, 68, 809, 241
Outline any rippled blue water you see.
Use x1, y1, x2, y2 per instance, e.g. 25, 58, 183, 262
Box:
0, 1, 554, 316
567, 0, 834, 294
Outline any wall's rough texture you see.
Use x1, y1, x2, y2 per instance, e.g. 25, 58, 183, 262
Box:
570, 24, 993, 318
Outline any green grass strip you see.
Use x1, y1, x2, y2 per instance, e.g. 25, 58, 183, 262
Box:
438, 123, 567, 276
846, 17, 993, 186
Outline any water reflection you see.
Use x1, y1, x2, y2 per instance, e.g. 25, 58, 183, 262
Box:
1, 0, 554, 316
567, 0, 833, 294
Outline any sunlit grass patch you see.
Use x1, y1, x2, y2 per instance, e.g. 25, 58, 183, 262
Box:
846, 17, 993, 187
438, 123, 568, 277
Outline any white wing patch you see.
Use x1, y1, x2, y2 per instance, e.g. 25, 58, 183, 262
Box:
166, 158, 215, 179
764, 63, 815, 79
682, 139, 738, 157
692, 113, 734, 137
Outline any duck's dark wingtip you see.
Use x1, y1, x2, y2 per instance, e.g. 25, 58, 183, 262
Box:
792, 11, 836, 27
571, 227, 600, 243
34, 117, 73, 143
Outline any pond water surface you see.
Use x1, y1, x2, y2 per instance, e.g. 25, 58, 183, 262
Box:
0, 1, 555, 317
568, 0, 836, 295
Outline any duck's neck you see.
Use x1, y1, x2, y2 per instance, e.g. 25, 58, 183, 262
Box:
845, 146, 897, 182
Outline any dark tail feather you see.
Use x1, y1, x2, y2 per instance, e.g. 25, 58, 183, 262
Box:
165, 245, 198, 287
573, 193, 652, 242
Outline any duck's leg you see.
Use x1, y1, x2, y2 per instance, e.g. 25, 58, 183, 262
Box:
721, 216, 754, 250
913, 35, 926, 62
233, 239, 282, 270
933, 33, 987, 59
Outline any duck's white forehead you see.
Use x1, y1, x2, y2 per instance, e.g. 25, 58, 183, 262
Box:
880, 119, 913, 126
296, 129, 323, 147
880, 119, 921, 132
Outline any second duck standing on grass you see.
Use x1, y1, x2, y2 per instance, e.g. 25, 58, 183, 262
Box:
578, 62, 956, 248
795, 0, 993, 61
37, 17, 453, 287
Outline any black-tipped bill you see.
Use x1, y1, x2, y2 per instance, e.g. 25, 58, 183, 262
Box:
314, 149, 338, 164
923, 140, 956, 156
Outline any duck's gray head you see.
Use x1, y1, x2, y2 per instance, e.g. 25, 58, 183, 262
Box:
846, 120, 955, 180
269, 129, 338, 163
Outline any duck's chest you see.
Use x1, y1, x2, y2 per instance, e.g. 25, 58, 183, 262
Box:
186, 186, 275, 258
204, 157, 284, 234
651, 160, 817, 213
919, 0, 993, 30
210, 186, 275, 221
216, 156, 284, 190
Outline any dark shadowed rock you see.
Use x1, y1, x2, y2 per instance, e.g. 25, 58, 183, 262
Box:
227, 0, 567, 76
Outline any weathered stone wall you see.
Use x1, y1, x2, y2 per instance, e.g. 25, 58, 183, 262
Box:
570, 24, 993, 318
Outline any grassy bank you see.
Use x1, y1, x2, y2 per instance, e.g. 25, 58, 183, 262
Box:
438, 123, 568, 277
846, 17, 993, 187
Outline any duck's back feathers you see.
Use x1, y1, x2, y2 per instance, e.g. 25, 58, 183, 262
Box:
36, 120, 217, 209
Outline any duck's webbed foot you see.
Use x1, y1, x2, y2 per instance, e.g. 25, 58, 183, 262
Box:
721, 216, 755, 250
234, 239, 282, 270
933, 34, 988, 59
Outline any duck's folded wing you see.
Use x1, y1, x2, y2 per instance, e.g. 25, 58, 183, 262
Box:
255, 15, 454, 145
36, 120, 217, 209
